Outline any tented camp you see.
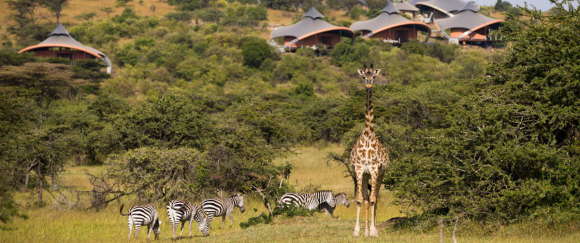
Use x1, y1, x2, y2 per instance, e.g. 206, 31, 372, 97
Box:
350, 1, 431, 44
435, 1, 504, 45
415, 0, 468, 19
19, 24, 112, 74
271, 7, 353, 50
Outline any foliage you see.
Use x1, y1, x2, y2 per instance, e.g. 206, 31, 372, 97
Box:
330, 40, 371, 67
401, 41, 458, 63
40, 0, 68, 22
111, 93, 213, 150
107, 147, 206, 201
384, 2, 580, 225
222, 3, 268, 26
6, 0, 50, 45
241, 37, 276, 68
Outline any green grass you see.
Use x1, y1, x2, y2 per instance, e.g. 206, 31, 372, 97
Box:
1, 144, 578, 242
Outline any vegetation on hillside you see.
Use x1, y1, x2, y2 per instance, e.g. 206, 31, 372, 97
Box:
0, 0, 577, 238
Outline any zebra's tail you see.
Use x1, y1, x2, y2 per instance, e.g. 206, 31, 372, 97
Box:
119, 204, 130, 216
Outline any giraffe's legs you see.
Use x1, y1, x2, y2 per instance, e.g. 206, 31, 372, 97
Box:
353, 169, 364, 237
369, 171, 380, 237
365, 193, 369, 236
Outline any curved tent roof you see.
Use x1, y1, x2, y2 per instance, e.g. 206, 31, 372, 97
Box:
395, 1, 420, 12
19, 24, 112, 73
409, 0, 427, 4
416, 0, 467, 16
271, 7, 353, 41
436, 2, 503, 32
350, 1, 430, 37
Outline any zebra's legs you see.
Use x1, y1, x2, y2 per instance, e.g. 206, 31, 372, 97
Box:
180, 221, 185, 236
228, 212, 235, 224
353, 169, 364, 237
369, 172, 380, 237
171, 221, 176, 239
134, 225, 140, 240
147, 224, 152, 240
189, 217, 193, 236
127, 219, 133, 240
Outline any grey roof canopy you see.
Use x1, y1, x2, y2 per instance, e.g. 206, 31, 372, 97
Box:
436, 2, 503, 32
462, 1, 480, 12
381, 0, 400, 14
416, 0, 468, 15
350, 1, 430, 37
395, 1, 420, 12
303, 7, 324, 19
409, 0, 427, 4
19, 24, 112, 74
271, 7, 353, 42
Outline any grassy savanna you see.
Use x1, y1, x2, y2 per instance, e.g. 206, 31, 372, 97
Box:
1, 145, 578, 243
0, 0, 175, 26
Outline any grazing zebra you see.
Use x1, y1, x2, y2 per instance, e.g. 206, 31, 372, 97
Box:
119, 204, 161, 240
278, 190, 336, 211
202, 193, 245, 224
166, 200, 209, 239
318, 193, 350, 218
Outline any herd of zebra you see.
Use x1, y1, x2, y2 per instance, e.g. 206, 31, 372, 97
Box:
119, 191, 350, 240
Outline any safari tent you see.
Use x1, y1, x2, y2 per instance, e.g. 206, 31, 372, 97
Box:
435, 1, 504, 44
350, 1, 431, 44
271, 7, 353, 50
18, 24, 112, 74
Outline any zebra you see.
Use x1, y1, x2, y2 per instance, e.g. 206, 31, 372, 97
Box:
278, 190, 336, 211
318, 192, 350, 218
166, 200, 209, 239
119, 204, 161, 240
202, 193, 245, 224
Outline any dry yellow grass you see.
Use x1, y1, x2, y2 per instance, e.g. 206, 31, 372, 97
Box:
0, 0, 174, 27
1, 145, 578, 242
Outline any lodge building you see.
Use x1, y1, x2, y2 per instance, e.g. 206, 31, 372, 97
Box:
19, 24, 112, 74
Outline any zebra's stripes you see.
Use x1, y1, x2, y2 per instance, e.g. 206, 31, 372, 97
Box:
166, 200, 209, 238
202, 193, 245, 224
120, 204, 161, 240
318, 192, 350, 218
278, 191, 337, 211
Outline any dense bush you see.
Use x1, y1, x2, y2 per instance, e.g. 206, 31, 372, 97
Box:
383, 3, 579, 224
401, 41, 458, 63
241, 37, 276, 68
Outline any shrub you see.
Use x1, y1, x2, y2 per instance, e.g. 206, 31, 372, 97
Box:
401, 41, 458, 63
241, 37, 276, 68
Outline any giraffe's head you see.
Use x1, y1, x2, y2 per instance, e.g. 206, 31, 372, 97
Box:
357, 64, 381, 89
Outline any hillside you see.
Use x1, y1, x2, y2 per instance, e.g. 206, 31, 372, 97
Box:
0, 0, 578, 242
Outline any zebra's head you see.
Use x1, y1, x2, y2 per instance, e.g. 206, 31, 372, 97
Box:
196, 208, 210, 237
334, 193, 350, 208
320, 191, 336, 208
233, 193, 245, 213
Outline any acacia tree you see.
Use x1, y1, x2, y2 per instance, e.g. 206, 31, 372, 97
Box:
6, 0, 44, 45
41, 0, 69, 23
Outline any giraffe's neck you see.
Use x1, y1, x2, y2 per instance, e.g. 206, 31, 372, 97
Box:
365, 87, 374, 130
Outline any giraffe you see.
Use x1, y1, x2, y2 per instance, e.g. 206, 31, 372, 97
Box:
350, 65, 390, 237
